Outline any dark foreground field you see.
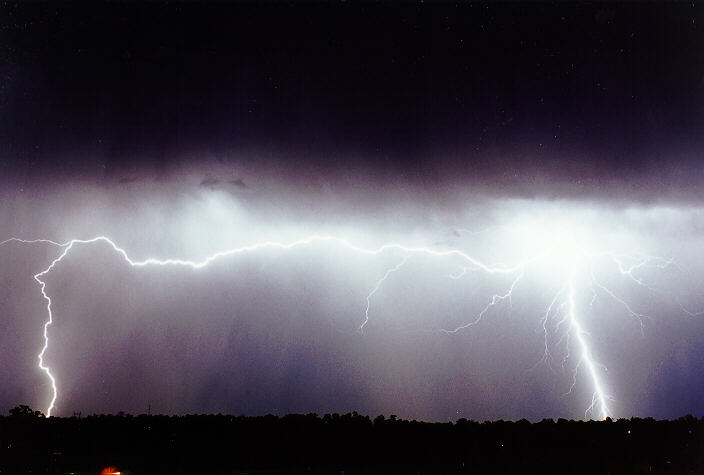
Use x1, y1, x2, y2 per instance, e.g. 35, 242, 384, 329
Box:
1, 409, 702, 474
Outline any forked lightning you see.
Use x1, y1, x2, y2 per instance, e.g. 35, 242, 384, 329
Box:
1, 229, 673, 419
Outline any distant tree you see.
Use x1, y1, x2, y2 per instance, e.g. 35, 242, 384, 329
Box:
678, 414, 696, 424
9, 404, 45, 418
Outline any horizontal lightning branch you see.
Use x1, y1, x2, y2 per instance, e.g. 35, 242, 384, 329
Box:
1, 232, 679, 420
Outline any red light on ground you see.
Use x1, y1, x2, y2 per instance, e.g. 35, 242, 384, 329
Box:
101, 468, 121, 475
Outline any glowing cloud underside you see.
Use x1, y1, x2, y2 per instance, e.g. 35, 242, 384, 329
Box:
0, 221, 681, 418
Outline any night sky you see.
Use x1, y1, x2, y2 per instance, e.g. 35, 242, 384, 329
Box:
1, 2, 704, 421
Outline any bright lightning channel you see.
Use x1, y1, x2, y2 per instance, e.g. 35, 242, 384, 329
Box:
2, 229, 669, 419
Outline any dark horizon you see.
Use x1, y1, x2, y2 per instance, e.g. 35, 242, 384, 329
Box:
5, 409, 704, 474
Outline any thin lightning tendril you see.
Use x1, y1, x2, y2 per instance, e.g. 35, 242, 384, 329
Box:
441, 271, 524, 334
0, 231, 681, 419
361, 256, 408, 331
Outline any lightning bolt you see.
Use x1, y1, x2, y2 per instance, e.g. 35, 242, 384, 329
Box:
567, 262, 610, 420
441, 271, 525, 333
0, 228, 682, 419
361, 256, 408, 331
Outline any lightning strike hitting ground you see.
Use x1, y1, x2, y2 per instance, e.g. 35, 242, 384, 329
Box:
1, 227, 677, 419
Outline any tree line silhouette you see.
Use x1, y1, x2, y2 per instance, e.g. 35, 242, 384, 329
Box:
1, 406, 702, 474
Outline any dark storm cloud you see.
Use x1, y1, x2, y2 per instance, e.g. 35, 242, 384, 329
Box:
199, 177, 220, 189
230, 179, 246, 189
0, 2, 701, 196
